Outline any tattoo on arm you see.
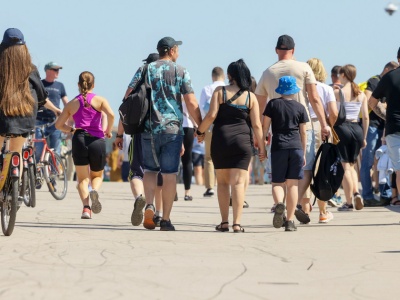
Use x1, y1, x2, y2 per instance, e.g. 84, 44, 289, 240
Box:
372, 102, 386, 120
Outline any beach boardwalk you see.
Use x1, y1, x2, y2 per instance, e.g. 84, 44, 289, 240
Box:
1, 182, 400, 299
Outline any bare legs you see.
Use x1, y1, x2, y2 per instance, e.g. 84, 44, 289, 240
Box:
75, 166, 103, 206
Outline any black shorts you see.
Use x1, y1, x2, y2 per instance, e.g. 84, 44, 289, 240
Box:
334, 122, 363, 163
72, 130, 106, 172
192, 152, 204, 167
128, 134, 162, 186
271, 149, 304, 183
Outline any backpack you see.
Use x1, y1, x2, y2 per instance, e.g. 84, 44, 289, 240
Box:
119, 66, 150, 135
310, 141, 344, 201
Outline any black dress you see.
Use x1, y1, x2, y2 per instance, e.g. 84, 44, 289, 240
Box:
211, 87, 252, 170
0, 66, 47, 136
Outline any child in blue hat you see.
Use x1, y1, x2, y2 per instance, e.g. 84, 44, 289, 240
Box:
262, 76, 309, 232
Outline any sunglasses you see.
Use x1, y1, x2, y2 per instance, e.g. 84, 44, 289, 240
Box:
50, 69, 60, 72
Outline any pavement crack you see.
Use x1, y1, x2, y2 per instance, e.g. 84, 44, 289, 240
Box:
208, 263, 247, 300
307, 261, 314, 270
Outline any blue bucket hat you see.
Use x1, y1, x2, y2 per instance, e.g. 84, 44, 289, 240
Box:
275, 76, 300, 95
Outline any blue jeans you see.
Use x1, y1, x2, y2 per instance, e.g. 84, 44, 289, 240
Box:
35, 119, 62, 162
141, 133, 183, 174
360, 126, 391, 199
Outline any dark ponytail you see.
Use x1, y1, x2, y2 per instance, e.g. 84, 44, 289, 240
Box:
227, 59, 252, 90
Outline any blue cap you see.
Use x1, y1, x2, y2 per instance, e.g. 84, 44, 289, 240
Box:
2, 28, 25, 46
275, 76, 300, 95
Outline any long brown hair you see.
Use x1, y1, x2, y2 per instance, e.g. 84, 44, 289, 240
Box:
0, 44, 35, 116
340, 64, 361, 97
78, 71, 95, 107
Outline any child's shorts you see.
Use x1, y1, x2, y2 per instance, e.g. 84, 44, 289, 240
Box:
271, 149, 304, 183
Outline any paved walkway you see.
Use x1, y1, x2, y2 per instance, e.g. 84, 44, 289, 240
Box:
1, 182, 399, 300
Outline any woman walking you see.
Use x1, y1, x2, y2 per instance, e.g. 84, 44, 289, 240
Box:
56, 71, 114, 219
197, 59, 264, 233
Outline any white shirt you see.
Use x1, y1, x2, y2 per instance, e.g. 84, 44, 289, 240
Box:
199, 80, 225, 118
308, 81, 335, 118
121, 133, 132, 162
182, 101, 194, 128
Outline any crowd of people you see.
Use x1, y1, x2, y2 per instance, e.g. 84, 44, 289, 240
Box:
1, 27, 400, 233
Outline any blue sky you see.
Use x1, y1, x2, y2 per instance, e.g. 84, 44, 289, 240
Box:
1, 0, 398, 125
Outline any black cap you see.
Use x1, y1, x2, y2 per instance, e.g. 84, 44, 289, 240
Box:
276, 34, 295, 50
143, 53, 159, 64
397, 47, 400, 59
2, 28, 25, 47
157, 37, 182, 50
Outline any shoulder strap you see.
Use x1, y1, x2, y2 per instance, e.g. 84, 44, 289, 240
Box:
245, 91, 250, 107
226, 89, 245, 104
338, 88, 345, 104
222, 86, 227, 103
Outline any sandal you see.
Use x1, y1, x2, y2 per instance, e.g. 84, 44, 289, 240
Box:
232, 224, 245, 233
390, 197, 400, 206
215, 221, 229, 232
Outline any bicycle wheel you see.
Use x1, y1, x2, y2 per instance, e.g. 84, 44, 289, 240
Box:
21, 168, 30, 207
1, 177, 19, 236
28, 164, 36, 207
44, 152, 67, 200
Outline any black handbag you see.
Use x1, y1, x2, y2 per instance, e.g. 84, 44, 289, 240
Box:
334, 89, 346, 126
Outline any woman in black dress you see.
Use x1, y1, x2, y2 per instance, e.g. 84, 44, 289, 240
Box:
197, 59, 265, 232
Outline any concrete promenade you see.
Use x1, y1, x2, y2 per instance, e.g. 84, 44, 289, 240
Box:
1, 182, 400, 300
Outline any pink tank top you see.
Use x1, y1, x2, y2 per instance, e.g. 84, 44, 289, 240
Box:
73, 93, 104, 138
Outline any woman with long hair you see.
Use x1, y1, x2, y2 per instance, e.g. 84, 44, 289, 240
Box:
56, 71, 114, 219
197, 59, 265, 232
0, 28, 60, 158
334, 64, 369, 211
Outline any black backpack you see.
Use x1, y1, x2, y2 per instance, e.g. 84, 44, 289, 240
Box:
119, 66, 150, 135
310, 141, 344, 201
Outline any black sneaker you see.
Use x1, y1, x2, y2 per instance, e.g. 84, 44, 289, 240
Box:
203, 188, 214, 197
153, 215, 162, 227
160, 219, 175, 231
131, 195, 146, 226
273, 202, 286, 228
284, 220, 297, 232
184, 195, 193, 201
294, 207, 311, 224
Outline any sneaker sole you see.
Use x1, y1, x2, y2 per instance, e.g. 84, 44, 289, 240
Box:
131, 196, 146, 226
319, 212, 334, 223
143, 209, 156, 230
327, 199, 338, 207
90, 190, 102, 214
272, 203, 285, 229
354, 195, 364, 210
294, 209, 311, 224
81, 213, 91, 219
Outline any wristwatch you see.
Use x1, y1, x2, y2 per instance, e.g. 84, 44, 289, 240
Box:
116, 134, 123, 138
196, 129, 205, 136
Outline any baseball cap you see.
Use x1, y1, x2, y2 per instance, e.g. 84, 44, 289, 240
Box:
44, 62, 63, 71
2, 28, 25, 46
157, 37, 182, 50
143, 53, 159, 64
276, 34, 295, 50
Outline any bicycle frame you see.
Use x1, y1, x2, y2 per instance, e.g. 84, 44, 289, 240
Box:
0, 138, 20, 191
33, 129, 60, 176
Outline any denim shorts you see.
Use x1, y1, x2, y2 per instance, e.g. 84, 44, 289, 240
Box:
386, 133, 400, 171
304, 129, 316, 171
141, 133, 183, 174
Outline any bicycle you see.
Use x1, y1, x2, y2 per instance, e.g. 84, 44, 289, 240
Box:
34, 122, 68, 200
20, 130, 36, 208
0, 136, 21, 236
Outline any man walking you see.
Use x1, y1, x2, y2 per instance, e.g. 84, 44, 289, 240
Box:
36, 62, 68, 158
199, 67, 225, 197
361, 61, 398, 206
255, 34, 331, 223
141, 37, 202, 231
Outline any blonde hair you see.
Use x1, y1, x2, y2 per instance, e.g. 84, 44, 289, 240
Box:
78, 71, 95, 107
307, 58, 327, 82
0, 44, 35, 117
340, 64, 361, 97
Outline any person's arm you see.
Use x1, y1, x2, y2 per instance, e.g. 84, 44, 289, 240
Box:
368, 95, 386, 120
248, 93, 265, 161
307, 83, 331, 139
256, 94, 268, 121
44, 98, 62, 116
197, 87, 221, 137
327, 86, 338, 126
183, 93, 202, 130
99, 97, 115, 138
361, 94, 369, 149
114, 120, 125, 150
55, 101, 77, 133
61, 95, 69, 107
300, 123, 307, 166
